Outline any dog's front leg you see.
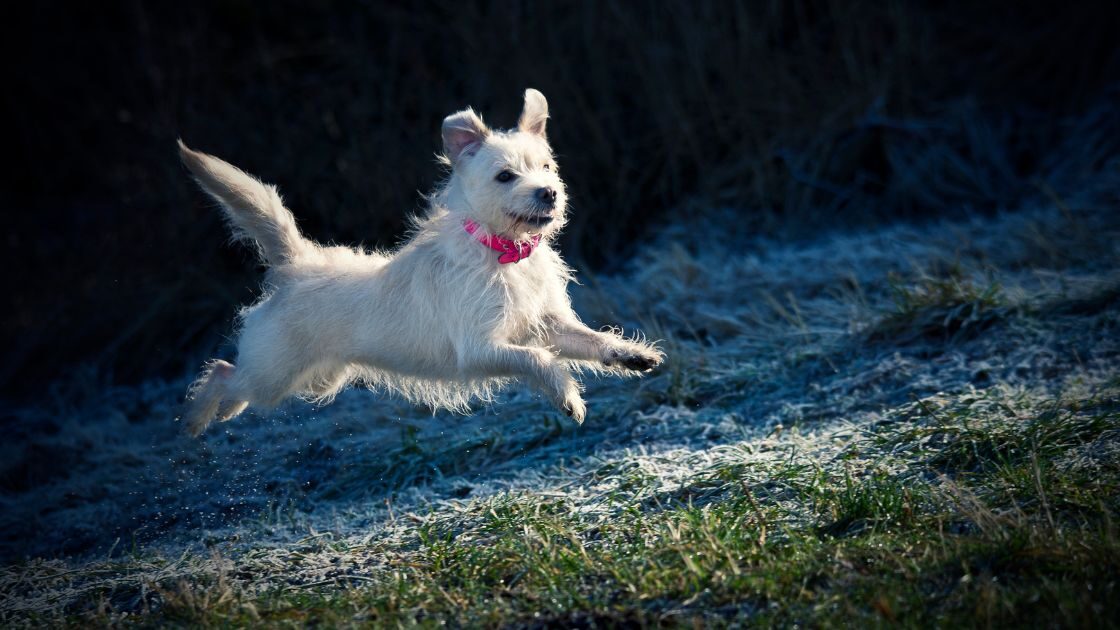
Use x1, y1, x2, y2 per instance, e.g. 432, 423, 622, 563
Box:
545, 317, 664, 372
463, 343, 586, 422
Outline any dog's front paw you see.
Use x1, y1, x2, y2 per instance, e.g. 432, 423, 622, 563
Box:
562, 393, 587, 424
604, 345, 664, 372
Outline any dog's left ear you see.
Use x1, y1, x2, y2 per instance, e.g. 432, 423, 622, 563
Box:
443, 108, 491, 165
518, 89, 549, 137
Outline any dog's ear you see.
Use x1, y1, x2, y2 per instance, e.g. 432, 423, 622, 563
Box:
518, 89, 549, 137
442, 108, 490, 164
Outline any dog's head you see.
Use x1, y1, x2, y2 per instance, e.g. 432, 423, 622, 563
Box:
441, 89, 568, 241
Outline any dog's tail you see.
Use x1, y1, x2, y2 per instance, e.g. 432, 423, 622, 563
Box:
178, 140, 313, 265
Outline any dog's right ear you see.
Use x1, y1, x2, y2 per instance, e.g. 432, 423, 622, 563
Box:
442, 108, 490, 165
518, 89, 549, 137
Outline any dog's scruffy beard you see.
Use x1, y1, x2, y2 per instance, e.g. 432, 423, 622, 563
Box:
177, 88, 663, 437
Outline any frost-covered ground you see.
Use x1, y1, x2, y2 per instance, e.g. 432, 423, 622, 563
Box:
2, 184, 1118, 624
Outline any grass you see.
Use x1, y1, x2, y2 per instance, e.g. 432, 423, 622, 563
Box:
29, 381, 1115, 627
4, 178, 1118, 626
814, 471, 924, 536
868, 267, 1007, 344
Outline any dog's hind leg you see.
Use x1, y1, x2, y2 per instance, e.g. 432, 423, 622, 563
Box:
184, 360, 244, 436
216, 399, 250, 423
304, 364, 353, 402
187, 356, 313, 437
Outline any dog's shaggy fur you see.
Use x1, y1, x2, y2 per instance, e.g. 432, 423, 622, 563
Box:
179, 89, 663, 436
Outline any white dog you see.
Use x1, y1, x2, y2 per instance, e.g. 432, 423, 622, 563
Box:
178, 89, 663, 436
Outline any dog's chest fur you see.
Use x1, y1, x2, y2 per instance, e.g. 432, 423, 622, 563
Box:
473, 251, 564, 344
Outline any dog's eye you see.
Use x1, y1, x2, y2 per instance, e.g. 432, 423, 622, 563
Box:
542, 164, 551, 171
495, 170, 516, 183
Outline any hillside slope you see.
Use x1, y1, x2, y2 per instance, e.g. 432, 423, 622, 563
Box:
2, 187, 1118, 625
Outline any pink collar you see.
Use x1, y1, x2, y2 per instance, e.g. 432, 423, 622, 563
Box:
463, 219, 541, 264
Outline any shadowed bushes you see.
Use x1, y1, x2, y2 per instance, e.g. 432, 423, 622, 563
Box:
4, 0, 1119, 395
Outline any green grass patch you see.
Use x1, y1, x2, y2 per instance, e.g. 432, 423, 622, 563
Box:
69, 383, 1119, 628
869, 268, 1006, 344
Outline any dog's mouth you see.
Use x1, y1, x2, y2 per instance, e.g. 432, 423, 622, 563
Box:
505, 211, 554, 228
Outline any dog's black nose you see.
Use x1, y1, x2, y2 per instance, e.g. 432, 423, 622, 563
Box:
536, 186, 557, 205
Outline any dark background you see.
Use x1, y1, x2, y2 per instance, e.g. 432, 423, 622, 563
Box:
3, 0, 1118, 401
